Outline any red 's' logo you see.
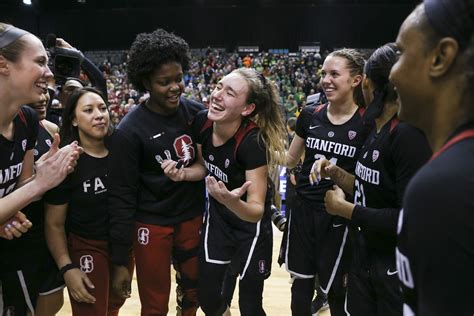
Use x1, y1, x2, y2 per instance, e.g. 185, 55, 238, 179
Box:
173, 135, 194, 167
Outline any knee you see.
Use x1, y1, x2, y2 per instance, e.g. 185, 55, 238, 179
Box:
199, 288, 228, 316
291, 277, 314, 295
35, 290, 64, 316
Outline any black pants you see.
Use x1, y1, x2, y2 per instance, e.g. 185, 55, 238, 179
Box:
199, 263, 266, 316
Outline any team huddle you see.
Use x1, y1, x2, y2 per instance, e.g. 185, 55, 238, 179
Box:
0, 0, 473, 315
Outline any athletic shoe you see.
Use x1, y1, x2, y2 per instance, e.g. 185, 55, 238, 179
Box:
311, 294, 329, 316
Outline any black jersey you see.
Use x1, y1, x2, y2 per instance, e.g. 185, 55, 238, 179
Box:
195, 110, 269, 218
0, 107, 38, 268
295, 104, 365, 205
196, 110, 272, 274
45, 153, 109, 240
351, 117, 431, 252
195, 110, 266, 191
108, 97, 206, 265
1, 123, 54, 263
33, 122, 53, 161
0, 107, 38, 198
397, 123, 474, 316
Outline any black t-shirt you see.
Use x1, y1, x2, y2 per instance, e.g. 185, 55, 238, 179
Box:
351, 117, 431, 252
108, 97, 206, 265
195, 110, 270, 225
45, 153, 109, 240
397, 123, 474, 316
0, 107, 38, 198
33, 122, 54, 162
295, 104, 365, 205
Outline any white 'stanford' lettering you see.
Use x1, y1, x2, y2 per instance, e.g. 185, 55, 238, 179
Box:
306, 137, 356, 158
205, 160, 228, 183
355, 161, 380, 185
0, 162, 23, 184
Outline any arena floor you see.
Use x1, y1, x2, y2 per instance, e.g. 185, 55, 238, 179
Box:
58, 227, 331, 316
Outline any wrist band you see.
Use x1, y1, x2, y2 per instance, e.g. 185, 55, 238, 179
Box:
58, 263, 79, 278
289, 163, 302, 174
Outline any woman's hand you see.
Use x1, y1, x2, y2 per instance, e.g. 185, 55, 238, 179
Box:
63, 268, 96, 304
55, 38, 74, 49
0, 211, 32, 240
35, 134, 82, 192
309, 158, 336, 185
111, 265, 132, 299
205, 176, 251, 207
324, 185, 354, 219
161, 159, 186, 182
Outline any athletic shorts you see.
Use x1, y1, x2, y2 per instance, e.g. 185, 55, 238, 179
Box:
279, 196, 349, 294
0, 247, 64, 315
202, 204, 273, 280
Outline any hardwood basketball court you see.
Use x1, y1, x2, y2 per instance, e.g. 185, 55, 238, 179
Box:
58, 228, 330, 316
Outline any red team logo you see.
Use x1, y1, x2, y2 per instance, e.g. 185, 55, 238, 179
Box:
173, 135, 194, 167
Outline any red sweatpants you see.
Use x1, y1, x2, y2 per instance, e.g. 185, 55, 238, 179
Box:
134, 215, 202, 316
67, 233, 134, 316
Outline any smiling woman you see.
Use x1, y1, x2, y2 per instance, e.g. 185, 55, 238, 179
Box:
145, 61, 185, 114
310, 43, 432, 316
160, 66, 287, 315
282, 48, 367, 315
392, 1, 474, 315
107, 28, 206, 316
0, 22, 82, 314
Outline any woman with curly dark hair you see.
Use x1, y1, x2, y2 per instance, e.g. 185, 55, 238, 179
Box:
107, 28, 205, 316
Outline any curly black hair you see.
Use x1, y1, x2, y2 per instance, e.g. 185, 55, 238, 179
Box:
126, 28, 190, 93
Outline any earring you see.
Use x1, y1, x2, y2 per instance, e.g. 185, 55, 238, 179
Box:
72, 122, 78, 127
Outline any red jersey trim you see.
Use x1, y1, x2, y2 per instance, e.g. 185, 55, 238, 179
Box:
200, 119, 258, 159
313, 104, 326, 113
18, 108, 28, 127
430, 129, 474, 161
389, 117, 400, 134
